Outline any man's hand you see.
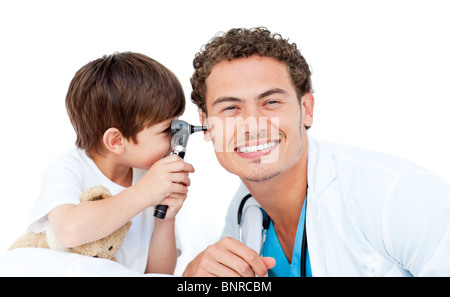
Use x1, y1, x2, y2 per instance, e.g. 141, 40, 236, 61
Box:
182, 237, 276, 277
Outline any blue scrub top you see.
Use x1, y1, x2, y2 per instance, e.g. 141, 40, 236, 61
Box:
261, 197, 311, 277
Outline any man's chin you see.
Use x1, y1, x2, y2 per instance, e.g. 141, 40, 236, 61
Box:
240, 169, 283, 183
217, 153, 283, 183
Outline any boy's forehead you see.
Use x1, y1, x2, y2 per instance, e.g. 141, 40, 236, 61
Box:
157, 117, 174, 126
147, 117, 173, 130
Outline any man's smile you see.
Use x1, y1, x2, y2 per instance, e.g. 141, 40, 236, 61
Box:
235, 139, 280, 158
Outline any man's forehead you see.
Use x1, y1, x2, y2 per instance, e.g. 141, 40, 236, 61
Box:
208, 55, 287, 76
205, 56, 292, 104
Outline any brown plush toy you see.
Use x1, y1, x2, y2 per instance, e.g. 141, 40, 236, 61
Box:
9, 186, 131, 262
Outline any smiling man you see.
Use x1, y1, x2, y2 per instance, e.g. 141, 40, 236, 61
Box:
182, 27, 450, 277
206, 55, 311, 184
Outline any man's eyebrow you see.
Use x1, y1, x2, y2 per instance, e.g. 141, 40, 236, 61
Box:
212, 96, 242, 107
257, 88, 288, 100
211, 88, 287, 107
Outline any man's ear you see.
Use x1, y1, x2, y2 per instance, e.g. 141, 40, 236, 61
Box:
301, 92, 314, 128
198, 109, 212, 142
102, 127, 125, 154
198, 109, 207, 126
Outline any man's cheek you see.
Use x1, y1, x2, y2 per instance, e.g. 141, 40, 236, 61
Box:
205, 116, 228, 153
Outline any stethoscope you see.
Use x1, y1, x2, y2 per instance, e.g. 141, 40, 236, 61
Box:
237, 193, 308, 277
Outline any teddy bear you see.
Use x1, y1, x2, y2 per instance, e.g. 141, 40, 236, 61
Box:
9, 185, 131, 262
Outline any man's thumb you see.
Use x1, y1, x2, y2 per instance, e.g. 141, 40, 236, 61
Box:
262, 257, 276, 269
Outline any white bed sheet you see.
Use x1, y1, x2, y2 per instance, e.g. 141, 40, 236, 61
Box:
0, 248, 170, 277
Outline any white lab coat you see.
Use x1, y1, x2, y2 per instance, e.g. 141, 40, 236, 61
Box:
222, 137, 450, 276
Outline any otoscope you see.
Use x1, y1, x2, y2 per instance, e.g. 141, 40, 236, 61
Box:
153, 119, 207, 219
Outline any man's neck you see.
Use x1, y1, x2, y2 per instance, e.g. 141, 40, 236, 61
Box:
245, 160, 307, 224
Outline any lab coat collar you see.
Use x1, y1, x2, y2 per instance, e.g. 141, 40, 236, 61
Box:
307, 137, 337, 200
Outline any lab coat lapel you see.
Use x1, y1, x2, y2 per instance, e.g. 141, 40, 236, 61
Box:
306, 137, 337, 276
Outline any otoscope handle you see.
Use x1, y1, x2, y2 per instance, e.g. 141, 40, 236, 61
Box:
154, 205, 168, 219
153, 150, 185, 219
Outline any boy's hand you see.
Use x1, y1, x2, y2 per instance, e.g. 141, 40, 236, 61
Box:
135, 154, 194, 219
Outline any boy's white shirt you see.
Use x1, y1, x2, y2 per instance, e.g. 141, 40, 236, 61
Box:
27, 147, 175, 273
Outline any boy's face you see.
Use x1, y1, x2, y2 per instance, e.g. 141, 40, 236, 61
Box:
124, 118, 173, 170
201, 55, 313, 183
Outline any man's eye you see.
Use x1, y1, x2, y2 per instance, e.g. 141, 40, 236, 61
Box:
163, 127, 171, 134
223, 106, 237, 112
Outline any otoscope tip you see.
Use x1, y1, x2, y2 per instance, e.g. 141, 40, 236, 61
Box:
191, 125, 208, 133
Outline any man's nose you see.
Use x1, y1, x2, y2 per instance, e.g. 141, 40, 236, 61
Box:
239, 109, 268, 140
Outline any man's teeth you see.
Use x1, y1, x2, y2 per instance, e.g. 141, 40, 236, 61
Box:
237, 140, 279, 153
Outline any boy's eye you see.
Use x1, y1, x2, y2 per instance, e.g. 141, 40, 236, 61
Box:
163, 127, 171, 134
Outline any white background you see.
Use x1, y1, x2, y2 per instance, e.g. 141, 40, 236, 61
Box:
0, 0, 449, 275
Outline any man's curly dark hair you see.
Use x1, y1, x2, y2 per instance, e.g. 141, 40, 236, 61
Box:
190, 27, 313, 115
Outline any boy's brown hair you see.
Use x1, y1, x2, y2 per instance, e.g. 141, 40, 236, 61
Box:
190, 27, 313, 128
66, 52, 185, 154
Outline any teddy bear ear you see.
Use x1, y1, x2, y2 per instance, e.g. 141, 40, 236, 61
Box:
80, 185, 112, 202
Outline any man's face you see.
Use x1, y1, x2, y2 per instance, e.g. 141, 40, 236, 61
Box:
202, 55, 313, 183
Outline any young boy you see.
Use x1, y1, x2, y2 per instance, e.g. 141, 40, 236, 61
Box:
27, 52, 194, 274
